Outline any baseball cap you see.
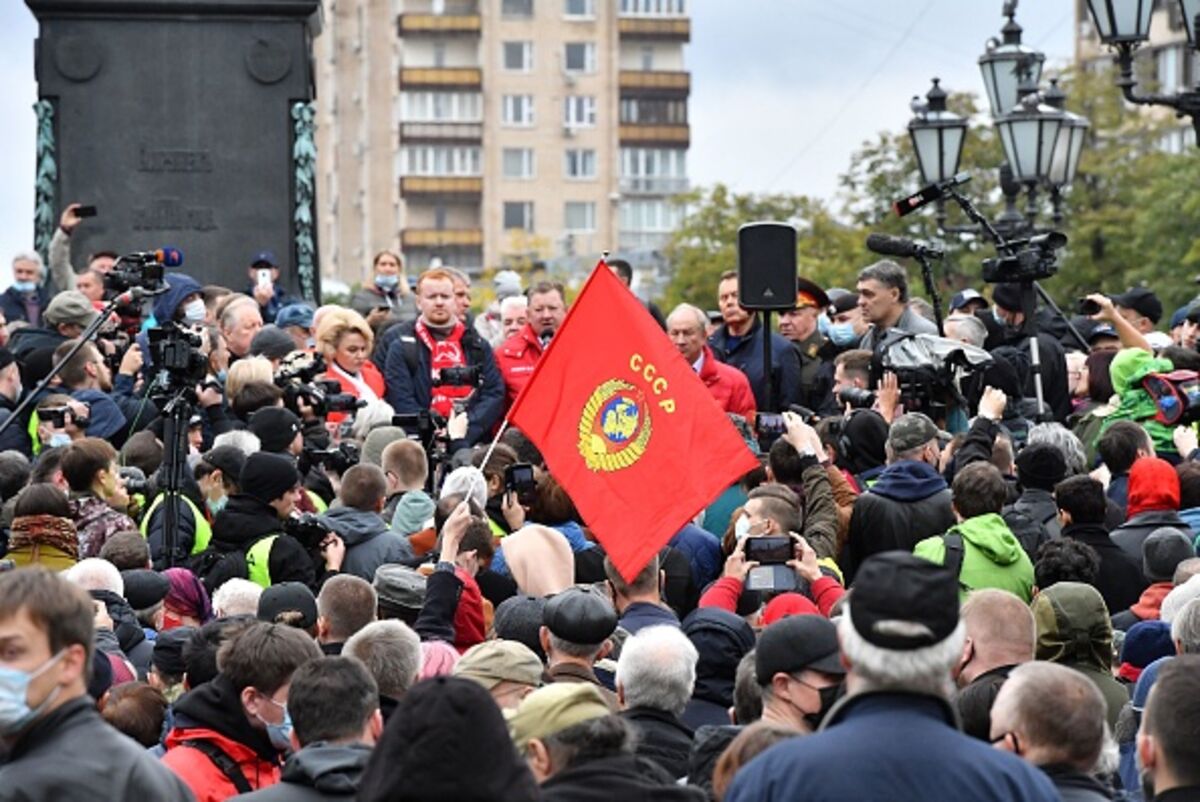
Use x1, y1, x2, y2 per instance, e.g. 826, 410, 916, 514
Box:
949, 289, 984, 311
1086, 323, 1118, 344
151, 626, 195, 678
453, 640, 545, 690
44, 291, 100, 328
257, 581, 318, 629
755, 614, 845, 684
275, 303, 315, 330
887, 412, 940, 454
829, 292, 859, 315
250, 250, 278, 267
1111, 287, 1162, 324
543, 587, 618, 645
201, 446, 247, 486
850, 551, 959, 650
506, 683, 611, 751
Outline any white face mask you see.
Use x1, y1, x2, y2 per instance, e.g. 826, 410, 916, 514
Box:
734, 513, 753, 541
183, 298, 207, 324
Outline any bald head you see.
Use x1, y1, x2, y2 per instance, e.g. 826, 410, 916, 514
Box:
956, 589, 1035, 686
990, 661, 1106, 771
667, 303, 709, 365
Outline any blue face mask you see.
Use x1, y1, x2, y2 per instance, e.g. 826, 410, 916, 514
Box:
206, 495, 228, 517
0, 650, 64, 736
375, 274, 399, 290
11, 281, 36, 294
828, 322, 859, 347
48, 433, 71, 449
256, 695, 294, 752
215, 369, 228, 386
817, 314, 831, 337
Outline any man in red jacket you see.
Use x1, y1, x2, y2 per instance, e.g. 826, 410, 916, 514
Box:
667, 303, 756, 419
162, 621, 321, 801
495, 280, 567, 407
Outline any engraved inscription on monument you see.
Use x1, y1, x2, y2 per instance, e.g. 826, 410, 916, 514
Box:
138, 145, 213, 173
132, 198, 217, 231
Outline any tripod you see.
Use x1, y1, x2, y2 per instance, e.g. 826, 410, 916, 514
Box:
156, 386, 195, 568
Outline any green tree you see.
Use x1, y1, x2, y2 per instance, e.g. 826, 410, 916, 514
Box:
663, 185, 866, 309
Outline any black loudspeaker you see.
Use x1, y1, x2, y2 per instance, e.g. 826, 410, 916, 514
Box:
737, 222, 797, 310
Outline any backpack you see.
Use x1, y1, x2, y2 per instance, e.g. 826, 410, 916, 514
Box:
1000, 505, 1053, 561
188, 546, 249, 596
942, 532, 968, 593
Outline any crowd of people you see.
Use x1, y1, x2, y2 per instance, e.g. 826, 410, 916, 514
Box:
0, 202, 1199, 801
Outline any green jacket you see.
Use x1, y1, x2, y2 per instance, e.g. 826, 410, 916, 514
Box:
913, 513, 1035, 602
1100, 349, 1175, 454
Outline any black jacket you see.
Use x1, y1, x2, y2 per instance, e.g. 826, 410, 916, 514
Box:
708, 317, 800, 413
686, 724, 740, 798
0, 696, 194, 801
844, 460, 956, 583
379, 320, 505, 446
1063, 522, 1147, 614
90, 588, 154, 679
621, 706, 695, 780
541, 754, 708, 802
956, 664, 1016, 742
680, 608, 755, 730
234, 742, 373, 801
0, 284, 51, 328
1040, 763, 1114, 802
210, 494, 316, 588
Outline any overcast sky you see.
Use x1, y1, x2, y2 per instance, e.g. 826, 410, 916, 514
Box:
0, 1, 1076, 285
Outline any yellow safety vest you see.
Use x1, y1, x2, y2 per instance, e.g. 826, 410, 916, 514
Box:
306, 489, 328, 514
245, 535, 278, 588
139, 493, 213, 556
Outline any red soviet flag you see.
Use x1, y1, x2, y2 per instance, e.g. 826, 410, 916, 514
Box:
508, 262, 758, 582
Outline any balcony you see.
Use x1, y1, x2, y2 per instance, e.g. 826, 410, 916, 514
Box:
619, 124, 690, 146
619, 176, 689, 196
399, 176, 483, 198
618, 17, 690, 41
401, 228, 484, 248
400, 122, 483, 144
399, 68, 482, 90
397, 13, 480, 36
619, 70, 690, 94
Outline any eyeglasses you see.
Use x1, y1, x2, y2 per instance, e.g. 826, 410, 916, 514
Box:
990, 732, 1021, 753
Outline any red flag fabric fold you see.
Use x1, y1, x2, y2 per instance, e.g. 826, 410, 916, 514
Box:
509, 262, 758, 582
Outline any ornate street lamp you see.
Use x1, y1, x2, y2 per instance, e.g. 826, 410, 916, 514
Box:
908, 78, 968, 186
1083, 0, 1200, 145
978, 1, 1044, 118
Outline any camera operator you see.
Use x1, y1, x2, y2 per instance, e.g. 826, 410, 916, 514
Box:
204, 451, 345, 592
980, 283, 1071, 423
33, 394, 89, 451
248, 406, 333, 514
382, 268, 504, 448
0, 347, 30, 456
51, 339, 151, 446
831, 350, 873, 414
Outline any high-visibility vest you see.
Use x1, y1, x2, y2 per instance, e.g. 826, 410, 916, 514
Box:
27, 412, 41, 456
245, 535, 278, 588
306, 489, 327, 513
139, 494, 213, 555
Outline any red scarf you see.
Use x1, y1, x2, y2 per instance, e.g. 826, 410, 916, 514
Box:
416, 319, 473, 418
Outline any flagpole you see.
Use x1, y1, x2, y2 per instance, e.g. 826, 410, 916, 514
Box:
465, 418, 510, 504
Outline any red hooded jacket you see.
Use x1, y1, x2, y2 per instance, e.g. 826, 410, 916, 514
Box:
1127, 457, 1180, 519
696, 344, 757, 420
494, 323, 545, 408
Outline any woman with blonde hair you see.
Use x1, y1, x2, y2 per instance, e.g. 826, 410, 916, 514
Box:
223, 355, 273, 402
317, 307, 386, 424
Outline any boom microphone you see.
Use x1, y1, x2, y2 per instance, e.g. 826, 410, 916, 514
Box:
892, 172, 971, 218
865, 233, 945, 260
121, 247, 184, 267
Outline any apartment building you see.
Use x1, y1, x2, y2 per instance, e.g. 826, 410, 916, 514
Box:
314, 0, 690, 286
1075, 0, 1197, 151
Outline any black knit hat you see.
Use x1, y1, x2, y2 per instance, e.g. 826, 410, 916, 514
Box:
151, 626, 195, 677
1015, 442, 1068, 491
239, 451, 301, 504
249, 407, 303, 454
850, 551, 959, 650
121, 569, 170, 611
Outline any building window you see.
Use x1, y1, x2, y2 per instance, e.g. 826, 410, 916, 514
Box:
503, 41, 534, 72
565, 0, 594, 18
641, 46, 654, 71
401, 92, 482, 122
433, 42, 447, 68
503, 148, 536, 179
434, 205, 448, 229
502, 0, 534, 17
620, 0, 686, 15
504, 201, 535, 231
564, 201, 596, 232
564, 42, 596, 73
503, 95, 535, 126
564, 148, 596, 179
402, 146, 482, 176
620, 198, 683, 232
563, 95, 596, 127
620, 97, 687, 124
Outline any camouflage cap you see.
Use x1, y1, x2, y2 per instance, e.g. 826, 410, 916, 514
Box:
887, 412, 939, 454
